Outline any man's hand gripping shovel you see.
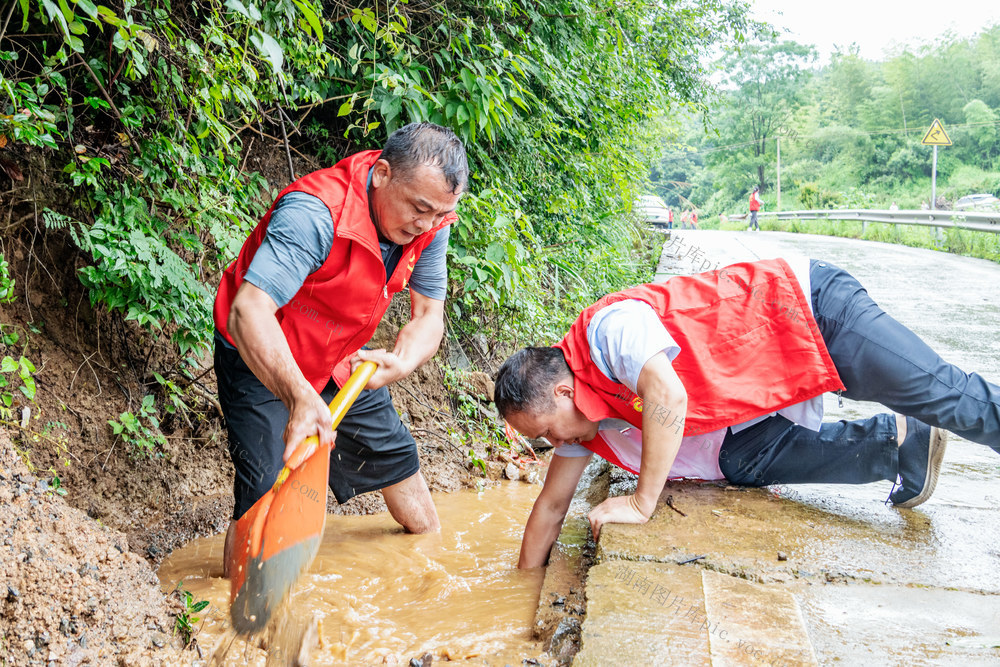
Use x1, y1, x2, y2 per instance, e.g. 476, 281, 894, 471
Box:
227, 361, 378, 635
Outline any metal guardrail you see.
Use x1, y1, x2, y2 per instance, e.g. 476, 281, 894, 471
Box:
747, 209, 1000, 234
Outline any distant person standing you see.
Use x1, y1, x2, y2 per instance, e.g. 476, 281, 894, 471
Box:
679, 210, 690, 230
749, 186, 762, 231
690, 210, 699, 229
667, 208, 674, 230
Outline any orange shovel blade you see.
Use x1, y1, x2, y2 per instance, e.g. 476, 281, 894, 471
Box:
228, 361, 378, 635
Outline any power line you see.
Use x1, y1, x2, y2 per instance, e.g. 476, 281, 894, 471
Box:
693, 118, 1000, 154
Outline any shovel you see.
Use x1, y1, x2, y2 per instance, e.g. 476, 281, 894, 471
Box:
228, 361, 378, 635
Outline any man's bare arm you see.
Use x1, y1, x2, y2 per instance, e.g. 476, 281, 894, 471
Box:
587, 352, 687, 537
633, 352, 688, 514
228, 281, 335, 464
518, 453, 592, 569
353, 290, 445, 389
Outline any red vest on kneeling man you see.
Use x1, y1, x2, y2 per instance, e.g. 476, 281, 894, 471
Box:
554, 259, 844, 471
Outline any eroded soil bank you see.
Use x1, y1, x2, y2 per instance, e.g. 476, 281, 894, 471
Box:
0, 428, 184, 665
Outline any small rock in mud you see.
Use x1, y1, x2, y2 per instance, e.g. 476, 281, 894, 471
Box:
777, 551, 788, 561
409, 652, 433, 667
467, 371, 495, 402
522, 469, 543, 485
484, 460, 508, 480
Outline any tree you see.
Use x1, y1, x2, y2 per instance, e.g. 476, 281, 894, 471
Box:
957, 100, 1000, 168
710, 36, 817, 192
821, 47, 875, 127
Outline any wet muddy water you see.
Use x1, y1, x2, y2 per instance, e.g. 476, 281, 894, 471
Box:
158, 482, 547, 665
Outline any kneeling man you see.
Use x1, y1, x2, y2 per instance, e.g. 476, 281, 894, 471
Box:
495, 258, 1000, 568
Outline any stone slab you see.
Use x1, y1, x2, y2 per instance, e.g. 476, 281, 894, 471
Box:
702, 570, 816, 666
575, 561, 710, 666
798, 583, 1000, 664
598, 482, 1000, 594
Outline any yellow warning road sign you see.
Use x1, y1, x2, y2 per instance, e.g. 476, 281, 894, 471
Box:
921, 118, 952, 146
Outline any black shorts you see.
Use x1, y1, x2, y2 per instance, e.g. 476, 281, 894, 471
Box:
214, 333, 420, 520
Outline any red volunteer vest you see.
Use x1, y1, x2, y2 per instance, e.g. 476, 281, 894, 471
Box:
214, 150, 456, 390
749, 192, 761, 211
554, 258, 844, 472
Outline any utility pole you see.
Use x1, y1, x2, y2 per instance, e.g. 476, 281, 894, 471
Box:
776, 137, 782, 212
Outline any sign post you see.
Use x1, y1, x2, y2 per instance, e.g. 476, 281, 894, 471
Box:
921, 119, 952, 210
776, 137, 781, 212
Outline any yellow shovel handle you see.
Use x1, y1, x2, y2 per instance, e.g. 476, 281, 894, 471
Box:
275, 361, 378, 488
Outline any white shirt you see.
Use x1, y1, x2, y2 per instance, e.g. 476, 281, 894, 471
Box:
554, 257, 821, 480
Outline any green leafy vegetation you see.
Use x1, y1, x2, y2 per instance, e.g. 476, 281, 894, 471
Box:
172, 582, 210, 647
442, 367, 506, 472
0, 355, 36, 414
46, 470, 68, 497
3, 0, 752, 357
655, 26, 1000, 256
0, 257, 64, 474
0, 254, 15, 303
108, 395, 167, 458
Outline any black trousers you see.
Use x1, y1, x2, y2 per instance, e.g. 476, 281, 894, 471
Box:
214, 333, 420, 519
720, 260, 1000, 486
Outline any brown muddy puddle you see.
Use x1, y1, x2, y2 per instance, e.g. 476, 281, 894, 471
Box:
158, 482, 548, 665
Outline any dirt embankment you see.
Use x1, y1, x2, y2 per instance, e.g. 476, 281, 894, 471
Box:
0, 428, 185, 665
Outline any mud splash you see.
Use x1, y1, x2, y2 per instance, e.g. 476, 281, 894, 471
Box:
158, 482, 549, 665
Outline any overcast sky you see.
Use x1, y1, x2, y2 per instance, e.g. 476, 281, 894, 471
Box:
750, 0, 1000, 63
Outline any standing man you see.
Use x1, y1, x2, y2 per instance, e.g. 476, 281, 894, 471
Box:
494, 258, 1000, 567
667, 207, 674, 231
749, 186, 762, 231
213, 123, 468, 571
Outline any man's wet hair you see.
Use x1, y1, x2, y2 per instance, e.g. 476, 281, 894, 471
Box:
381, 122, 469, 195
494, 347, 572, 418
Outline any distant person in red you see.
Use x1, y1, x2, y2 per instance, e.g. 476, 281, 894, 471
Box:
667, 208, 674, 230
749, 186, 762, 231
689, 210, 699, 229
